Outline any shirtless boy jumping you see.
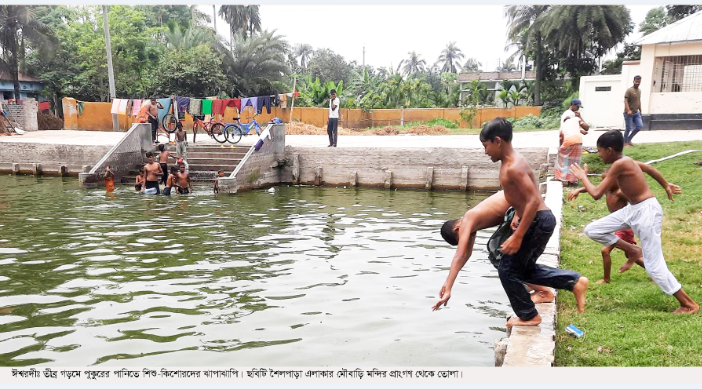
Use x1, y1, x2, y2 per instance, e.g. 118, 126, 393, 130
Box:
479, 118, 588, 327
568, 164, 681, 284
570, 130, 698, 314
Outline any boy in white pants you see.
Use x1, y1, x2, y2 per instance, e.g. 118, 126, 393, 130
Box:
570, 130, 698, 314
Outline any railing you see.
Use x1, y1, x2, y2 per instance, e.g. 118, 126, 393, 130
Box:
229, 123, 274, 179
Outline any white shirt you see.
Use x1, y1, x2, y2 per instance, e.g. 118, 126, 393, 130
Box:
329, 97, 340, 119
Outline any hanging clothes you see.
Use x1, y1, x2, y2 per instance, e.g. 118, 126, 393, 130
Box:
212, 99, 224, 116
279, 94, 287, 109
231, 98, 241, 113
131, 99, 143, 116
157, 98, 172, 124
189, 99, 202, 115
136, 100, 151, 123
77, 101, 85, 116
110, 99, 120, 114
241, 97, 258, 114
202, 99, 213, 115
118, 99, 129, 114
176, 96, 190, 113
257, 96, 272, 114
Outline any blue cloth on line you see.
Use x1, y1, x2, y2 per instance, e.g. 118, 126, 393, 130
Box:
176, 97, 190, 113
241, 97, 258, 114
157, 98, 172, 124
257, 96, 272, 114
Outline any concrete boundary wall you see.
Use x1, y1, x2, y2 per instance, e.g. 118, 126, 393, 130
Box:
495, 179, 564, 367
79, 123, 152, 188
0, 142, 111, 176
280, 146, 549, 190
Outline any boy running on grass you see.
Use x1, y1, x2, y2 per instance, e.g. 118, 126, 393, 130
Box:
570, 130, 698, 314
568, 165, 681, 284
480, 118, 588, 327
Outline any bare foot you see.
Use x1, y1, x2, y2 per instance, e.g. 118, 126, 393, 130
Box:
506, 314, 542, 327
618, 261, 635, 273
573, 277, 589, 313
673, 304, 700, 315
531, 290, 555, 304
595, 278, 610, 284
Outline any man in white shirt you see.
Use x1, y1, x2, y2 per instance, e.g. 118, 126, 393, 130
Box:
327, 90, 340, 147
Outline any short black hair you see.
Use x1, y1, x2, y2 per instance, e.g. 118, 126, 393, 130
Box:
634, 75, 641, 80
441, 219, 459, 246
479, 117, 512, 143
158, 144, 165, 151
170, 166, 178, 174
176, 122, 183, 130
146, 152, 154, 158
597, 130, 624, 152
330, 89, 337, 94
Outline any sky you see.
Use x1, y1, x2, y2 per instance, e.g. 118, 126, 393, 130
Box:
199, 4, 659, 72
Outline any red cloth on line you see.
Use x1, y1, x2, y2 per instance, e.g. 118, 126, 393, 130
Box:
231, 98, 241, 112
212, 100, 225, 115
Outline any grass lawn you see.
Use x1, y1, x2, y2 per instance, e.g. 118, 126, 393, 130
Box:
356, 123, 557, 135
555, 141, 702, 366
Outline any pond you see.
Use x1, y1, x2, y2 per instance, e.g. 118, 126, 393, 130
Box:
0, 176, 511, 367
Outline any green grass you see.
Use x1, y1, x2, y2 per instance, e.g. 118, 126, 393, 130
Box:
555, 141, 702, 366
358, 119, 557, 135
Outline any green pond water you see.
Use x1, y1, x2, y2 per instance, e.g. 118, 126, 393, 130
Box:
0, 176, 511, 367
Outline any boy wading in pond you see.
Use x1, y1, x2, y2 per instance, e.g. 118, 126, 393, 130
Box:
142, 152, 163, 195
570, 131, 699, 314
175, 164, 192, 194
568, 164, 681, 284
157, 144, 177, 186
214, 169, 224, 194
480, 118, 588, 327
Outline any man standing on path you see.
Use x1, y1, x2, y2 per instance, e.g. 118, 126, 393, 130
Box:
624, 75, 643, 147
327, 90, 340, 147
136, 98, 164, 145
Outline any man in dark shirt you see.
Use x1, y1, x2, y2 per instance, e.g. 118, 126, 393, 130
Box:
623, 75, 642, 147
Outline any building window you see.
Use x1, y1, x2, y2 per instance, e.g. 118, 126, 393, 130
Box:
652, 55, 702, 93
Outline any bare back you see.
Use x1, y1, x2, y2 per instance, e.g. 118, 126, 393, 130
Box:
610, 157, 655, 204
499, 152, 548, 217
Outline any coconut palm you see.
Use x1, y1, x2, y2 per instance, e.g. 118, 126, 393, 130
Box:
218, 5, 261, 40
540, 5, 632, 69
229, 29, 290, 95
294, 43, 314, 70
504, 5, 549, 105
402, 51, 426, 76
436, 42, 464, 74
462, 58, 481, 72
0, 5, 57, 98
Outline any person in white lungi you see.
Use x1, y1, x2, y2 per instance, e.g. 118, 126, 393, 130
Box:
570, 130, 699, 314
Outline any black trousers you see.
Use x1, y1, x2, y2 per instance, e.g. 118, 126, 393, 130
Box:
149, 117, 159, 141
327, 118, 338, 146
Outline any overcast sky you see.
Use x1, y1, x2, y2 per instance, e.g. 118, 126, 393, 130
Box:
199, 4, 658, 71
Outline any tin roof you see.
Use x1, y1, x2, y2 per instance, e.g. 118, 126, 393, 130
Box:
636, 11, 702, 45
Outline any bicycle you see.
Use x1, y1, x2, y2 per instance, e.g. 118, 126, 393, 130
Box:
224, 113, 264, 144
192, 115, 227, 143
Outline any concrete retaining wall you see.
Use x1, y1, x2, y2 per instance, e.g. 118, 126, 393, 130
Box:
0, 141, 111, 176
217, 124, 286, 193
280, 146, 550, 190
5, 99, 38, 131
79, 123, 152, 188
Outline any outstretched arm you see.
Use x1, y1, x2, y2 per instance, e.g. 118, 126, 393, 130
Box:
433, 216, 474, 311
570, 163, 616, 200
636, 161, 680, 200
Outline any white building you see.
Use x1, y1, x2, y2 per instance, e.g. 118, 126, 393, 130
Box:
579, 11, 702, 130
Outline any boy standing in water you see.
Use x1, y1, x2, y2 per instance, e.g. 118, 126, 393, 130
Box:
157, 144, 177, 186
104, 166, 115, 193
214, 169, 224, 194
568, 165, 681, 283
135, 167, 144, 191
175, 164, 192, 194
480, 118, 588, 327
570, 130, 698, 314
142, 152, 163, 195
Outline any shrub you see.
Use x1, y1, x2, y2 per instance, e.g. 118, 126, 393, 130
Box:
426, 118, 459, 129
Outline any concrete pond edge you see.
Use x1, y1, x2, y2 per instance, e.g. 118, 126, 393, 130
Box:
495, 179, 563, 367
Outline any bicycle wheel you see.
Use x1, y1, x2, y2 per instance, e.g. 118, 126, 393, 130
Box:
211, 123, 227, 143
162, 114, 178, 133
225, 124, 242, 144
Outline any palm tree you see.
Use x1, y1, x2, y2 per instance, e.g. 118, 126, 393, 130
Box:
218, 5, 261, 40
462, 58, 482, 72
402, 51, 426, 76
294, 43, 314, 70
166, 25, 214, 50
436, 42, 464, 74
540, 6, 632, 75
504, 5, 549, 105
0, 5, 57, 98
229, 29, 290, 95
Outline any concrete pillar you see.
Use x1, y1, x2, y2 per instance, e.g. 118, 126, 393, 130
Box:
292, 153, 300, 184
349, 171, 358, 187
12, 163, 19, 175
384, 170, 393, 189
460, 166, 469, 191
425, 167, 434, 190
314, 166, 323, 186
32, 163, 42, 176
23, 98, 38, 132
